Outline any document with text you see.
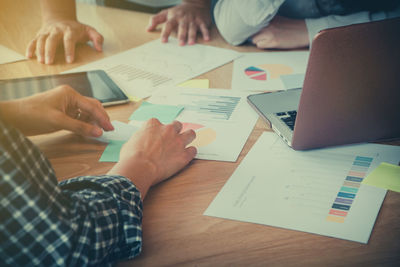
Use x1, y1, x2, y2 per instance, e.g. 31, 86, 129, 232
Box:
65, 38, 240, 99
205, 132, 400, 243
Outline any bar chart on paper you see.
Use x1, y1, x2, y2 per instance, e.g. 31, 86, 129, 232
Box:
180, 93, 241, 121
204, 132, 399, 243
326, 156, 373, 223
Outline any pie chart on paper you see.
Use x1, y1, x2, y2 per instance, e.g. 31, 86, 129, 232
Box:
244, 64, 294, 81
181, 122, 217, 148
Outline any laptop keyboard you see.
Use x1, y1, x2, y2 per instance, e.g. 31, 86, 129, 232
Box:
275, 110, 297, 131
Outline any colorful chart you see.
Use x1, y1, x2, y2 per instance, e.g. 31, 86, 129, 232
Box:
326, 156, 374, 223
244, 64, 294, 81
181, 122, 217, 147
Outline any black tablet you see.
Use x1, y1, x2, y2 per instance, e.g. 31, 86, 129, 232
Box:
0, 70, 129, 106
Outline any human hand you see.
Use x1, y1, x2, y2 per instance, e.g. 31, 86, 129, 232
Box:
0, 85, 113, 137
108, 119, 197, 199
251, 16, 309, 50
146, 0, 212, 45
26, 20, 103, 64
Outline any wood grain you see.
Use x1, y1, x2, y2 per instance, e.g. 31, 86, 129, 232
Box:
1, 1, 399, 266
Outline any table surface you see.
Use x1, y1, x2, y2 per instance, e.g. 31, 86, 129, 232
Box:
1, 1, 399, 266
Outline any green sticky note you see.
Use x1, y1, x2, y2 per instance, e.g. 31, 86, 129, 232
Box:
362, 162, 400, 192
129, 101, 184, 124
99, 140, 125, 162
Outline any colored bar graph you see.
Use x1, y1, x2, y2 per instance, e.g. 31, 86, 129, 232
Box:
182, 93, 241, 120
346, 176, 363, 182
340, 186, 358, 193
327, 155, 374, 223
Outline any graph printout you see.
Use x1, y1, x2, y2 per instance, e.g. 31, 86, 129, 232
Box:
143, 87, 258, 162
232, 51, 309, 92
64, 38, 240, 98
205, 132, 400, 243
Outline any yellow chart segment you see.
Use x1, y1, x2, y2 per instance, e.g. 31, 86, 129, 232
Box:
257, 64, 293, 79
189, 127, 217, 147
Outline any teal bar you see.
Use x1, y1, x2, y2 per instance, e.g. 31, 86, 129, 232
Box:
340, 186, 358, 193
355, 156, 373, 162
353, 161, 371, 167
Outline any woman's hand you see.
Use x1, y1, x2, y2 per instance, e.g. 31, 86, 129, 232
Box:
0, 85, 113, 137
147, 0, 212, 45
108, 119, 197, 199
252, 16, 309, 50
26, 20, 103, 64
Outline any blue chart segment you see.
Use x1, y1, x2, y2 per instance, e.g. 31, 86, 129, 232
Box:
326, 156, 374, 223
181, 93, 241, 120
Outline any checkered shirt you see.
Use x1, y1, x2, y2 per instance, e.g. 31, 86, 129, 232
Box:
0, 120, 143, 266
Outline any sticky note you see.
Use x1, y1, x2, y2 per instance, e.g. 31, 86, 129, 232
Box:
99, 140, 125, 162
95, 120, 139, 143
362, 162, 400, 192
178, 79, 210, 89
129, 101, 184, 124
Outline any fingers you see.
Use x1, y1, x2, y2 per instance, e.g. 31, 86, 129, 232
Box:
181, 128, 196, 146
35, 34, 48, 64
87, 26, 104, 52
45, 30, 62, 64
63, 30, 76, 63
171, 120, 183, 133
77, 97, 113, 132
185, 146, 197, 161
60, 114, 103, 137
252, 30, 276, 49
26, 39, 37, 59
147, 10, 168, 32
187, 22, 197, 45
161, 20, 176, 43
177, 19, 189, 46
199, 23, 210, 42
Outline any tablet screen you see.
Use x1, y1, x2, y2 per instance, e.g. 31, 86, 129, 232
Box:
0, 70, 129, 106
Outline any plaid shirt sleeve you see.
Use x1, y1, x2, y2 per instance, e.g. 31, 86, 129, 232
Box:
0, 120, 143, 266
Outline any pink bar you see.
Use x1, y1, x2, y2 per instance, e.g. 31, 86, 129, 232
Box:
329, 209, 348, 217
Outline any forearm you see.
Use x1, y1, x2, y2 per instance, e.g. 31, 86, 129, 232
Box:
0, 100, 24, 132
40, 0, 77, 23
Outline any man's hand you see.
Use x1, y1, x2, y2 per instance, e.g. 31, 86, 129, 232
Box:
251, 16, 309, 50
108, 119, 197, 199
146, 0, 212, 45
26, 20, 103, 64
0, 85, 113, 137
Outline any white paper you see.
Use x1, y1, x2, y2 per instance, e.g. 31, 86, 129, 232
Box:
132, 87, 258, 162
232, 51, 309, 92
95, 120, 139, 143
0, 45, 26, 64
64, 38, 241, 98
205, 132, 400, 243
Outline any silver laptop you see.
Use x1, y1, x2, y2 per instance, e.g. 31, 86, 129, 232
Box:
247, 18, 400, 150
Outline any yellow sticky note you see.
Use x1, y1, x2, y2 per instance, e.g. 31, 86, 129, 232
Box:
362, 162, 400, 192
128, 95, 142, 102
178, 79, 210, 89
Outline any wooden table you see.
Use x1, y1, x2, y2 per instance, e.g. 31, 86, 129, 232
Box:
1, 1, 399, 266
